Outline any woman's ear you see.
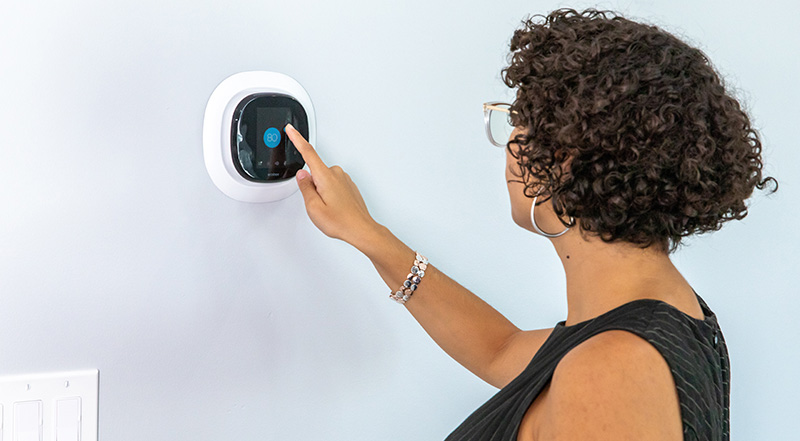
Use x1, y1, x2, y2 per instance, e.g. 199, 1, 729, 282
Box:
562, 155, 575, 178
555, 149, 576, 182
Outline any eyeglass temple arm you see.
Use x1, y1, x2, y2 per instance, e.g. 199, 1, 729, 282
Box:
484, 104, 516, 114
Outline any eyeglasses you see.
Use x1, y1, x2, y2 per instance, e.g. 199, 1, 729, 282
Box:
483, 102, 516, 147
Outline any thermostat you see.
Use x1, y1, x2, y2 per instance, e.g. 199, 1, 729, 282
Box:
203, 71, 316, 202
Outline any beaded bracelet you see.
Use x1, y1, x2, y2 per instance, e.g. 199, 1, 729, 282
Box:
390, 252, 428, 304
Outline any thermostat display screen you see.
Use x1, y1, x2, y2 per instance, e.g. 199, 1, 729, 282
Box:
256, 106, 290, 167
232, 94, 308, 182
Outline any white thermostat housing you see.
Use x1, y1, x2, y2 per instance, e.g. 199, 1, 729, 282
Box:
203, 71, 316, 202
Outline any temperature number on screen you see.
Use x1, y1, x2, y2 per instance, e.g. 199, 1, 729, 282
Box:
263, 127, 281, 148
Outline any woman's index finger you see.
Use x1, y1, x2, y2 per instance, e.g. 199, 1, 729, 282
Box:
285, 123, 327, 173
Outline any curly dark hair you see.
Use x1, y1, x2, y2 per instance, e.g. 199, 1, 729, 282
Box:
501, 8, 778, 253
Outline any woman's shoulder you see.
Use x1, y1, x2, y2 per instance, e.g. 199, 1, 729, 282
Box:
537, 330, 683, 439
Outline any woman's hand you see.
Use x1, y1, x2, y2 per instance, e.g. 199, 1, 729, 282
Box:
285, 123, 381, 248
285, 125, 534, 390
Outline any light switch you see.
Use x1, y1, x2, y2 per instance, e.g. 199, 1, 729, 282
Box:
0, 370, 97, 441
54, 398, 80, 441
13, 400, 42, 441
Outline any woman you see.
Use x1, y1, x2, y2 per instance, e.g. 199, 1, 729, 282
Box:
284, 8, 776, 441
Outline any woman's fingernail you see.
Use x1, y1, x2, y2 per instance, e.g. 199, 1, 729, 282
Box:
296, 169, 308, 180
285, 123, 294, 132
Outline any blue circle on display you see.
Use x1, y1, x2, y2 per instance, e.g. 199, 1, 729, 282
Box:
263, 127, 281, 148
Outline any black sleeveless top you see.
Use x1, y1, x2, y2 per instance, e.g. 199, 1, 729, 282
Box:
445, 291, 730, 441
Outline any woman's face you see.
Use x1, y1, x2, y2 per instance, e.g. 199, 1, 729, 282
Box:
505, 127, 531, 229
505, 127, 571, 235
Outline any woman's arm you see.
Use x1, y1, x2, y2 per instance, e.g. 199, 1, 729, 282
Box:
355, 223, 553, 388
286, 124, 551, 388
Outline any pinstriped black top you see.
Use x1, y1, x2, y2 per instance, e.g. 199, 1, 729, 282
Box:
445, 291, 730, 441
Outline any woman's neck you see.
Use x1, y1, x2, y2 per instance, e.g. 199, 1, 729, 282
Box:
551, 230, 696, 326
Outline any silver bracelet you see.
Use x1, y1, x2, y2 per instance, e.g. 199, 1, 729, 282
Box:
390, 252, 428, 304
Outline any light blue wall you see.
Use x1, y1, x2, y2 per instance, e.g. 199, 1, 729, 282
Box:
0, 0, 796, 439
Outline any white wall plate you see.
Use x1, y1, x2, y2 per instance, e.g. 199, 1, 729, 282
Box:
0, 370, 98, 441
